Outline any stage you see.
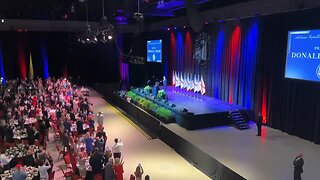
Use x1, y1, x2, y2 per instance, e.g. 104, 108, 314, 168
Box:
94, 84, 320, 180
160, 86, 248, 115
161, 123, 320, 180
131, 86, 252, 130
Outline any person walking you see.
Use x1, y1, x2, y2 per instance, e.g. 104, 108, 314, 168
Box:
293, 153, 304, 180
256, 112, 263, 136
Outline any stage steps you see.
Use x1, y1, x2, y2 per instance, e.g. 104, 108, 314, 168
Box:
229, 110, 250, 130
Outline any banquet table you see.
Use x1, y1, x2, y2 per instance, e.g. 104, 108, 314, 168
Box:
0, 166, 39, 180
5, 144, 40, 159
13, 128, 28, 140
12, 118, 37, 126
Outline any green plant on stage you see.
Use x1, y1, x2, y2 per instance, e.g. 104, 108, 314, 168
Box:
127, 91, 140, 102
125, 90, 174, 122
156, 107, 173, 121
148, 102, 158, 112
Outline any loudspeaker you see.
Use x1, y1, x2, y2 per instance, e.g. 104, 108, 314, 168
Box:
181, 108, 188, 112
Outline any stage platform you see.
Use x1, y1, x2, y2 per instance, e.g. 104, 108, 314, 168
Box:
93, 84, 320, 180
161, 123, 320, 180
131, 86, 252, 130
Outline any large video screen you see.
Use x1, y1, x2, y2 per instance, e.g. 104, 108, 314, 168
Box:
147, 39, 162, 63
285, 29, 320, 82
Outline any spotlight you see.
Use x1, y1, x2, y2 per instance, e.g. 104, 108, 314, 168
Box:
108, 35, 112, 40
167, 27, 170, 31
174, 27, 177, 30
183, 26, 186, 29
1, 19, 4, 23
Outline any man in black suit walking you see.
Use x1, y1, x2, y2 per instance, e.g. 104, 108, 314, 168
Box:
256, 112, 263, 136
293, 153, 304, 180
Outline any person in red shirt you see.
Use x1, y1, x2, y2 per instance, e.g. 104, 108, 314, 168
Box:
114, 157, 124, 180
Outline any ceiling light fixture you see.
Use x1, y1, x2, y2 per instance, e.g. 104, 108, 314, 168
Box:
96, 0, 114, 43
77, 0, 98, 44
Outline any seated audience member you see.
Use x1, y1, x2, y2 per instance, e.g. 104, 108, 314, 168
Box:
145, 175, 150, 180
134, 164, 144, 180
12, 164, 27, 180
114, 157, 124, 180
104, 157, 115, 180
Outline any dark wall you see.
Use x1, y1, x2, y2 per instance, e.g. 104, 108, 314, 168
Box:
256, 8, 320, 143
128, 8, 320, 143
125, 32, 169, 86
0, 32, 120, 84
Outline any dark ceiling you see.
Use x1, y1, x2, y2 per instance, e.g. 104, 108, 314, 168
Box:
0, 0, 252, 24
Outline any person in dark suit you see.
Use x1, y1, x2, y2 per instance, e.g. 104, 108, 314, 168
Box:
256, 112, 263, 136
26, 124, 35, 145
293, 153, 304, 180
63, 119, 71, 134
89, 148, 105, 175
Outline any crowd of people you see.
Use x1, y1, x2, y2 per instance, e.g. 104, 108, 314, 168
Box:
0, 77, 150, 180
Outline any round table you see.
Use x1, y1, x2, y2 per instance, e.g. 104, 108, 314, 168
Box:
0, 166, 39, 180
5, 144, 40, 159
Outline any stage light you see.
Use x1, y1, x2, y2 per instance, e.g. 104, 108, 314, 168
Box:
183, 26, 186, 29
174, 27, 177, 30
108, 35, 112, 40
167, 28, 170, 31
1, 19, 4, 23
205, 22, 208, 25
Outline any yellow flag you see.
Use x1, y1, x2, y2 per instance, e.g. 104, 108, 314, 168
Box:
29, 53, 34, 80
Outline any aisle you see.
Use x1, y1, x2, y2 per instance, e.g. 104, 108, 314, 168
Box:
89, 90, 210, 180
